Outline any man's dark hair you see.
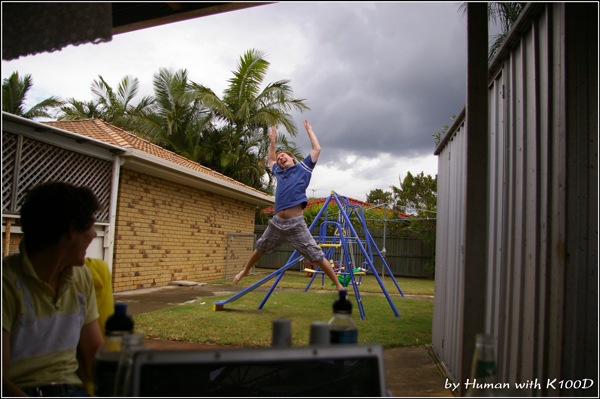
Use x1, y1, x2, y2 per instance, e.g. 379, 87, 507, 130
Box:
20, 182, 101, 253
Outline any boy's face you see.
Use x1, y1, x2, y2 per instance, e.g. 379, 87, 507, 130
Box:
276, 152, 295, 169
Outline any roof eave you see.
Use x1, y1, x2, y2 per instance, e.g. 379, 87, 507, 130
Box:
120, 149, 274, 207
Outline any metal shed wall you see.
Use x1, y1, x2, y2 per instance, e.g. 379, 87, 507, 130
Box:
432, 3, 597, 396
431, 114, 467, 383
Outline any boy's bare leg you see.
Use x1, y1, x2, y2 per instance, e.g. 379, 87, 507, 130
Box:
318, 258, 345, 291
233, 250, 263, 284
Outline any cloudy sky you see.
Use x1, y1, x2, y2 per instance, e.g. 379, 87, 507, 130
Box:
2, 2, 476, 201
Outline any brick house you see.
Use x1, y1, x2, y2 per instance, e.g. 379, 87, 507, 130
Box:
2, 112, 274, 292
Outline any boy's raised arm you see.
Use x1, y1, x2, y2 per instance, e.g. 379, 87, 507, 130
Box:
304, 120, 322, 163
268, 126, 277, 169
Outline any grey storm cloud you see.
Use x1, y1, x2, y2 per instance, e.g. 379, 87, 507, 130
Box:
284, 2, 467, 162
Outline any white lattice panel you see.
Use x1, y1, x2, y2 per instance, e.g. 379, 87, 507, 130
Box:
2, 132, 112, 220
2, 132, 18, 211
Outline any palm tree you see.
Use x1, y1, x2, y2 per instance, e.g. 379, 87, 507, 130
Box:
189, 49, 309, 189
191, 49, 310, 136
91, 75, 154, 130
134, 53, 308, 192
486, 2, 526, 62
191, 125, 267, 190
217, 126, 264, 188
56, 75, 154, 130
2, 71, 63, 119
57, 98, 103, 120
133, 68, 210, 154
459, 2, 527, 62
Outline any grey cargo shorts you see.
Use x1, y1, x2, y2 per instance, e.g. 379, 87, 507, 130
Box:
256, 215, 325, 263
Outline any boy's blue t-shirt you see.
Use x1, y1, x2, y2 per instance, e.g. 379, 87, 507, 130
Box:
272, 155, 316, 214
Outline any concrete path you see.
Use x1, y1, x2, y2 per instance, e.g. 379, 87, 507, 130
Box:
114, 283, 454, 397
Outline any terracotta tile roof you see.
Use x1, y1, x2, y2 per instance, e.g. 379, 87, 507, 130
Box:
42, 119, 271, 197
262, 197, 372, 214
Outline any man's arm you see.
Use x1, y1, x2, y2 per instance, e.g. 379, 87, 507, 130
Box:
304, 120, 322, 163
267, 126, 277, 169
77, 320, 103, 380
2, 329, 27, 397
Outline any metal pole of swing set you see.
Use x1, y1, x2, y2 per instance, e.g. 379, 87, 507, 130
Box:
381, 203, 387, 281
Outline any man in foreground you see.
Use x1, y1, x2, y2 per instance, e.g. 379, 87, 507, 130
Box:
2, 182, 104, 396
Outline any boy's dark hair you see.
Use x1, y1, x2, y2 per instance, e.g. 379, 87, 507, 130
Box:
20, 182, 101, 253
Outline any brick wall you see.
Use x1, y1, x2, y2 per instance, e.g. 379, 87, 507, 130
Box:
112, 169, 257, 292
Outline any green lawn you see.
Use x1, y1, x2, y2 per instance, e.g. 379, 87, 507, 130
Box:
134, 271, 434, 348
211, 267, 435, 296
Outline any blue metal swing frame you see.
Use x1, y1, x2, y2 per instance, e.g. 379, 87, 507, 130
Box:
213, 191, 404, 320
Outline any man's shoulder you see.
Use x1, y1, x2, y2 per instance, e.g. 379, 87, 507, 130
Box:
73, 264, 94, 281
2, 253, 23, 277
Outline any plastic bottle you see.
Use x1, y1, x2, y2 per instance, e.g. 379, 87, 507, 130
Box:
93, 303, 134, 396
464, 334, 500, 397
105, 303, 134, 336
113, 334, 146, 397
328, 290, 358, 344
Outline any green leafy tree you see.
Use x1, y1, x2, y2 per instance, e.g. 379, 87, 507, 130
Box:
366, 188, 394, 205
2, 71, 63, 119
392, 171, 437, 214
433, 114, 456, 147
391, 171, 437, 246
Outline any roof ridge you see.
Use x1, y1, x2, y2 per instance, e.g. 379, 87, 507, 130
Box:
91, 118, 134, 148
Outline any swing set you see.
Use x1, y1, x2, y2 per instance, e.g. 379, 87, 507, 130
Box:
213, 191, 405, 320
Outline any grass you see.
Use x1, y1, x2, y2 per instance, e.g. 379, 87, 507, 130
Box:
133, 270, 435, 348
211, 267, 435, 296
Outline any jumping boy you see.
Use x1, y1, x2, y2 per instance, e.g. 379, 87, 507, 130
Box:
233, 120, 345, 291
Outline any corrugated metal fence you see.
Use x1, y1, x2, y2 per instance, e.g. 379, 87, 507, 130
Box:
254, 224, 434, 278
432, 3, 597, 396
